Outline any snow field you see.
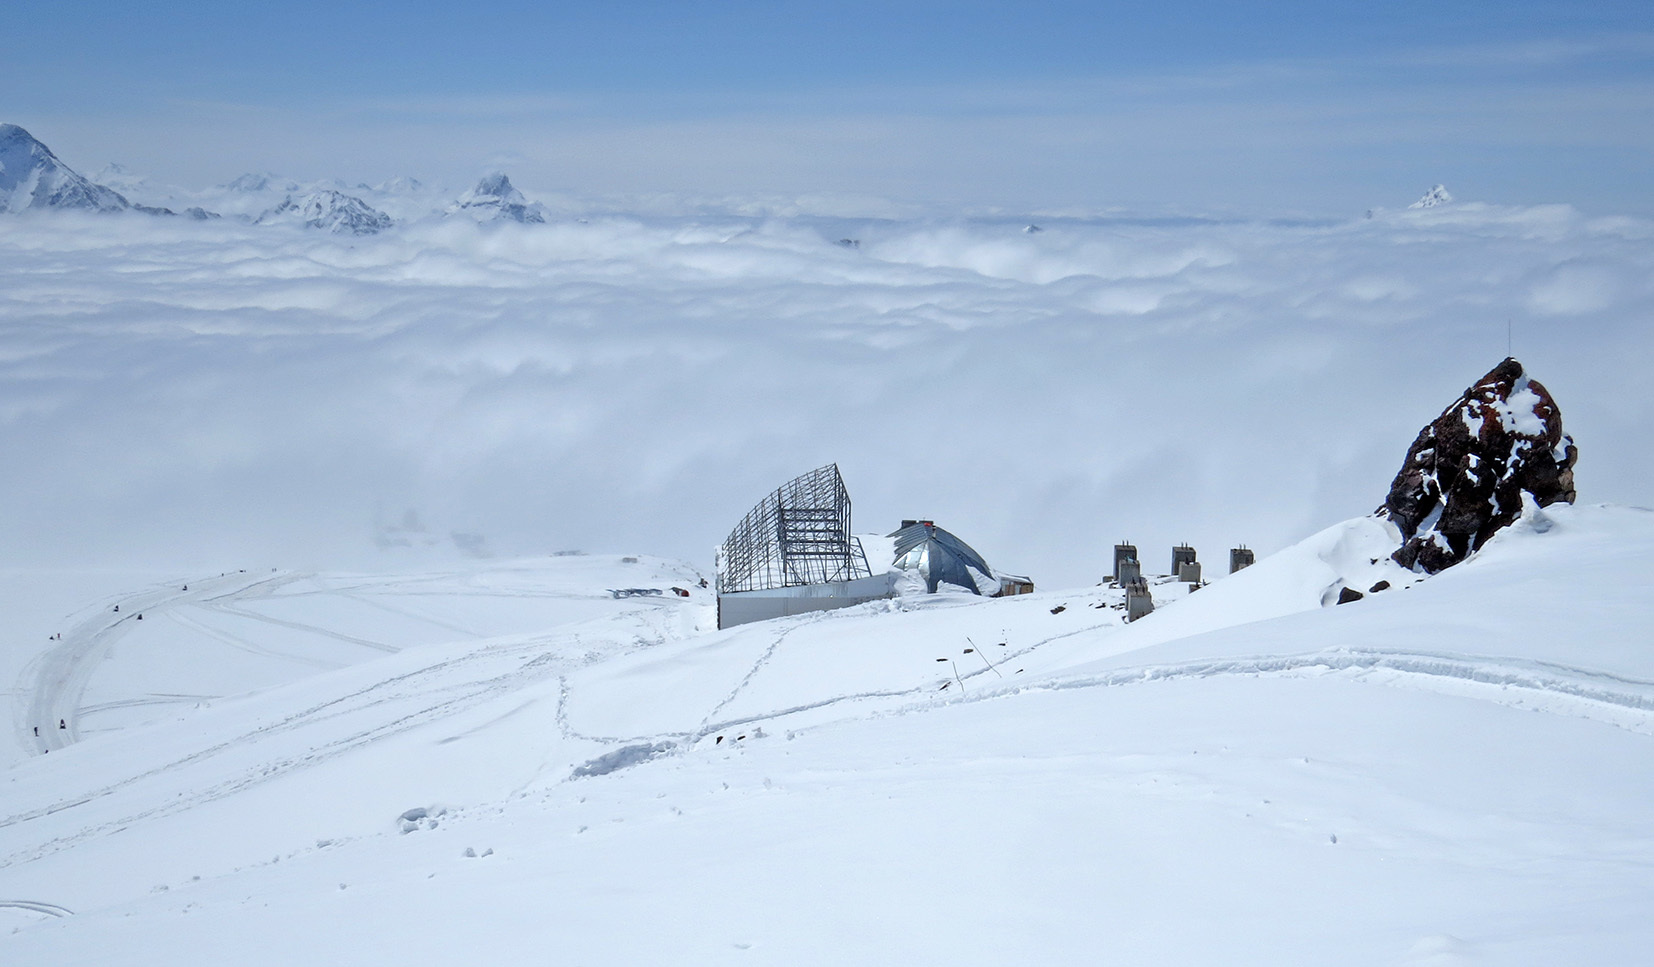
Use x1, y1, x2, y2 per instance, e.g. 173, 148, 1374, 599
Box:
3, 503, 1653, 963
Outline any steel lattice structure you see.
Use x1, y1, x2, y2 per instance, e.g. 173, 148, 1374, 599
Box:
717, 464, 873, 593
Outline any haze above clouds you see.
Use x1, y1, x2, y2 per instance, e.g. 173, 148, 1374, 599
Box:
5, 2, 1653, 214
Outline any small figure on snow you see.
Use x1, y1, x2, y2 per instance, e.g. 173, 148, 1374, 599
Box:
58, 719, 66, 730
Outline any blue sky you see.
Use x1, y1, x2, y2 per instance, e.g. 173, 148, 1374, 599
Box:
5, 1, 1653, 214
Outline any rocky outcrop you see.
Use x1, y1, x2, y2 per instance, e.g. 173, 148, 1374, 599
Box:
1380, 358, 1576, 573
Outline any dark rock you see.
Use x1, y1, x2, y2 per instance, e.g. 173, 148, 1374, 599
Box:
1336, 587, 1365, 605
1369, 580, 1391, 593
1380, 358, 1576, 573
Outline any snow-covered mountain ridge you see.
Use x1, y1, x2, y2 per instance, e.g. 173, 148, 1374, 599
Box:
3, 122, 1463, 229
0, 125, 471, 231
256, 189, 395, 235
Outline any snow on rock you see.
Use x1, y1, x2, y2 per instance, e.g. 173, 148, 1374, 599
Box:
447, 173, 547, 224
258, 189, 394, 235
1410, 184, 1453, 208
1380, 357, 1577, 573
0, 123, 129, 214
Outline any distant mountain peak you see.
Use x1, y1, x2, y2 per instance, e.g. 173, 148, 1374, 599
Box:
0, 123, 130, 214
473, 173, 520, 201
94, 161, 137, 181
258, 189, 393, 235
449, 173, 547, 224
1409, 185, 1453, 209
365, 176, 423, 194
225, 172, 298, 193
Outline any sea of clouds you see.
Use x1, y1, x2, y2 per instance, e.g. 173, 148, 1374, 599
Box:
1, 201, 1649, 586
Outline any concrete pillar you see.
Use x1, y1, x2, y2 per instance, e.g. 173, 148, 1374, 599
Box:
1230, 547, 1255, 573
1177, 561, 1202, 583
1113, 543, 1137, 580
1126, 579, 1154, 622
1171, 544, 1197, 576
1117, 558, 1141, 585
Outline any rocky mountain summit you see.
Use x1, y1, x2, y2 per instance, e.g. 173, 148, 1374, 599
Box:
258, 190, 394, 235
0, 123, 130, 213
1379, 357, 1577, 573
448, 173, 547, 224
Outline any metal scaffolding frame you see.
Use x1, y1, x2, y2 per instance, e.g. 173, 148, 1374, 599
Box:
717, 464, 873, 593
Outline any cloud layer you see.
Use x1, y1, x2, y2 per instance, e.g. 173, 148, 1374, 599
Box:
1, 203, 1649, 586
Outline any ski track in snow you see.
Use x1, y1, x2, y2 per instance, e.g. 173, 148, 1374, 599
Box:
198, 599, 400, 654
156, 608, 346, 671
326, 589, 488, 640
696, 620, 814, 728
11, 568, 514, 761
12, 563, 1652, 876
0, 641, 566, 868
979, 647, 1654, 734
0, 605, 691, 869
0, 899, 73, 919
562, 616, 1120, 768
573, 624, 1654, 778
15, 571, 289, 756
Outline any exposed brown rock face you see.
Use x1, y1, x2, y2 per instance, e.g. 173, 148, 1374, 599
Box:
1380, 358, 1576, 573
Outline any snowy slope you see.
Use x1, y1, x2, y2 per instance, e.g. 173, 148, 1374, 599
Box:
2, 502, 1652, 964
3, 555, 711, 769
